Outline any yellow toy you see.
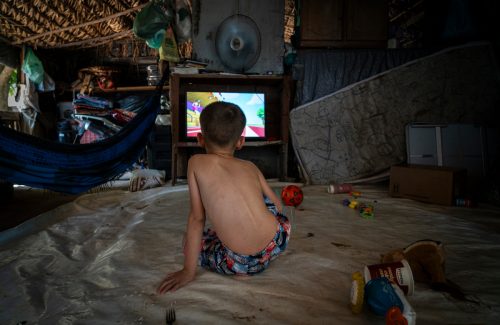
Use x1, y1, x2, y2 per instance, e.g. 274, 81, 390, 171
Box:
350, 271, 365, 314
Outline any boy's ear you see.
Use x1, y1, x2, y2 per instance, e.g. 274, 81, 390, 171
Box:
235, 136, 245, 150
196, 133, 205, 147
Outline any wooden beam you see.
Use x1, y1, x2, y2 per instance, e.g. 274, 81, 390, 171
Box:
73, 85, 170, 93
50, 30, 133, 49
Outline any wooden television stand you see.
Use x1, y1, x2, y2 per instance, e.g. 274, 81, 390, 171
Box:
169, 73, 293, 185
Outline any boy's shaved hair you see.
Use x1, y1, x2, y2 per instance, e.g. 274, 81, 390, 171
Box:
200, 101, 246, 147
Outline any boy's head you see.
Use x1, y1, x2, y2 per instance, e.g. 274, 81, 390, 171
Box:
199, 101, 246, 148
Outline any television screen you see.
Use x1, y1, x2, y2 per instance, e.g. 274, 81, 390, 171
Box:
186, 91, 266, 139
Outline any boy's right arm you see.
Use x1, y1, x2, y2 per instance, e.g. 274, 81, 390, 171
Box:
256, 166, 283, 213
157, 157, 205, 294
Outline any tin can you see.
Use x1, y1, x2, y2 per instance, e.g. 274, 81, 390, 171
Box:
364, 259, 414, 295
327, 183, 353, 194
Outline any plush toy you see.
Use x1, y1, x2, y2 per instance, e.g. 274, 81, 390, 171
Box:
381, 239, 470, 301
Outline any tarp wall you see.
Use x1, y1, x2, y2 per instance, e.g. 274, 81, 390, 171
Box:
294, 48, 431, 106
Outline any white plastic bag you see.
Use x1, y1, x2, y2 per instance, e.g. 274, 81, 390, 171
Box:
128, 168, 166, 192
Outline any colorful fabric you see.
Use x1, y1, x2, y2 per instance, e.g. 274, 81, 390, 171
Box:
74, 94, 113, 109
79, 130, 101, 144
199, 196, 291, 275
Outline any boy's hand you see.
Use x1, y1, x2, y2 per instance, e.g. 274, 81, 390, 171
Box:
157, 268, 196, 294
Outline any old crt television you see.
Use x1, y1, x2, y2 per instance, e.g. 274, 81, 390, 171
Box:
185, 91, 266, 140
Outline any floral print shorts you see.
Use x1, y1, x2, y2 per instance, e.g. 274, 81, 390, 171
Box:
198, 196, 291, 275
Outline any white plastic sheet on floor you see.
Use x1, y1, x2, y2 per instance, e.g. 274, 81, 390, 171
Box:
1, 184, 500, 324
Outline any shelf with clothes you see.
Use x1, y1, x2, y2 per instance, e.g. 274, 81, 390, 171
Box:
59, 86, 169, 145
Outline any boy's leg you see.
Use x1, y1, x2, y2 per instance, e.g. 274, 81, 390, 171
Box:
198, 229, 237, 275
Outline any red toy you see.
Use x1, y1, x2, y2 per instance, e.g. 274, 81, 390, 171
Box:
281, 185, 304, 207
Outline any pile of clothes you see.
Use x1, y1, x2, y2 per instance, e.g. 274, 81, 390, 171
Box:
59, 94, 150, 144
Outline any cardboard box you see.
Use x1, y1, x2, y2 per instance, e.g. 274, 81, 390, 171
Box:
389, 164, 467, 206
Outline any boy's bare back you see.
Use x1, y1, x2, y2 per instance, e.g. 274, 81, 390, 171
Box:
189, 153, 280, 255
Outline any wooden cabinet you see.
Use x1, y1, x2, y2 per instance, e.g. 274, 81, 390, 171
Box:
169, 73, 293, 185
299, 0, 388, 48
300, 0, 344, 46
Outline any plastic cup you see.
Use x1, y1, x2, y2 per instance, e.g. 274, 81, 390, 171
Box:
364, 259, 414, 295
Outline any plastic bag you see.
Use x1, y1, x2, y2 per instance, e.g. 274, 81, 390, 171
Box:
159, 26, 180, 62
146, 29, 166, 49
21, 48, 44, 85
128, 168, 165, 192
36, 72, 56, 92
133, 2, 172, 48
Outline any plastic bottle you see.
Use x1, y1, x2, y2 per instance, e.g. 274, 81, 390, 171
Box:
57, 120, 73, 143
390, 284, 416, 325
365, 277, 404, 316
386, 306, 407, 325
328, 183, 353, 194
350, 271, 365, 314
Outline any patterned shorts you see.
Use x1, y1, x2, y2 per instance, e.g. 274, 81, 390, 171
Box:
198, 196, 291, 275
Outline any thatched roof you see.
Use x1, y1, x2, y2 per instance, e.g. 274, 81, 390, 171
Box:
0, 0, 149, 49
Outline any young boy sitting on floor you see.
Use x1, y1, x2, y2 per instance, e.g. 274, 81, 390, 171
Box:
157, 101, 291, 294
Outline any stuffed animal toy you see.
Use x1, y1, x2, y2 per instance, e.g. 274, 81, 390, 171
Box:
381, 239, 470, 301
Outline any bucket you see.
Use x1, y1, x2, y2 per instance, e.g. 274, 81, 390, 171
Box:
363, 259, 414, 295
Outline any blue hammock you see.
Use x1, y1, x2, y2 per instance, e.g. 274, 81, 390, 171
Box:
0, 84, 164, 194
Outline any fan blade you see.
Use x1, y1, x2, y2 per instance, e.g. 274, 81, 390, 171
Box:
215, 14, 261, 73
